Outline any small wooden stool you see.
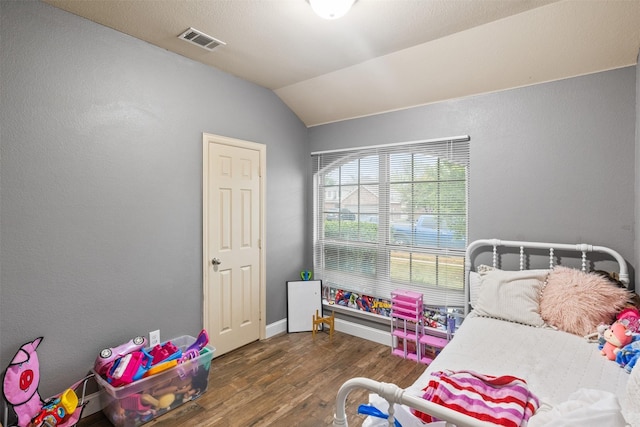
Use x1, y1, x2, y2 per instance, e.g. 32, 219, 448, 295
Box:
312, 309, 335, 340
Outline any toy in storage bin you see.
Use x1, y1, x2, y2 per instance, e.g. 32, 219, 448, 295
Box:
92, 335, 215, 427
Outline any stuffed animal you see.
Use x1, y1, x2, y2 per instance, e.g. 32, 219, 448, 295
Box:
615, 335, 640, 372
602, 321, 633, 360
617, 307, 640, 333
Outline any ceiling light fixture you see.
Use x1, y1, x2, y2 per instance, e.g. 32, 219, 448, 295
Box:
309, 0, 356, 19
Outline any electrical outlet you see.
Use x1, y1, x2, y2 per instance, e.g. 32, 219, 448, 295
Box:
149, 329, 160, 347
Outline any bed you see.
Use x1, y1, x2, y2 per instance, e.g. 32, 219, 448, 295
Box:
333, 239, 640, 427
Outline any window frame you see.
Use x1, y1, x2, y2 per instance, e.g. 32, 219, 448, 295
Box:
312, 136, 470, 309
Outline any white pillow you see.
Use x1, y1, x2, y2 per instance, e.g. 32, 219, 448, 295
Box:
474, 269, 549, 326
469, 271, 481, 308
469, 264, 496, 308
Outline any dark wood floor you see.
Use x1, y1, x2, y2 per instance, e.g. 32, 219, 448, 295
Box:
79, 330, 426, 426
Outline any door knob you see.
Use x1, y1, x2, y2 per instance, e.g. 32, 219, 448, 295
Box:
211, 258, 222, 266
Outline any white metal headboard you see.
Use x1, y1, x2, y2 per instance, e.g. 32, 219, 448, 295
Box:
463, 239, 630, 316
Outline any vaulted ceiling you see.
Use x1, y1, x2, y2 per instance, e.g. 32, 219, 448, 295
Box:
43, 0, 640, 127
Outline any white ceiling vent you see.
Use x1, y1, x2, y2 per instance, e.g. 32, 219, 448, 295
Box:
178, 27, 226, 51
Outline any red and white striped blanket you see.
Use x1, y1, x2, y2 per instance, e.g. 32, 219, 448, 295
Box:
413, 370, 540, 427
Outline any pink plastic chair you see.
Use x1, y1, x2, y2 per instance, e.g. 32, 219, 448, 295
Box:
2, 337, 92, 427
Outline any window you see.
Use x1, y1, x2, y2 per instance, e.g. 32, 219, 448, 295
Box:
312, 136, 470, 308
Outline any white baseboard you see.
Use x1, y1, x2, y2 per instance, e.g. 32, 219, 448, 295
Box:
81, 391, 102, 418
266, 317, 390, 346
266, 318, 287, 338
334, 318, 391, 346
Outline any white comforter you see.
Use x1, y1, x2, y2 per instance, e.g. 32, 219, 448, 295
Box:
405, 314, 635, 425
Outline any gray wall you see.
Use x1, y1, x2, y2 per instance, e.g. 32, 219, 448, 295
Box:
309, 67, 637, 280
0, 1, 308, 399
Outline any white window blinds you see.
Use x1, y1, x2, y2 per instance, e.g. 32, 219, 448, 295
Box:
312, 136, 470, 308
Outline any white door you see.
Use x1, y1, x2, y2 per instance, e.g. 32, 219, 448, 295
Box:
203, 133, 266, 356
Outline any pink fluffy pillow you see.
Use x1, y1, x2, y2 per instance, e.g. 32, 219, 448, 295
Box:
540, 266, 630, 336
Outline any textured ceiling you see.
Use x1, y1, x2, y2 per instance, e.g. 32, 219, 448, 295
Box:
43, 0, 640, 127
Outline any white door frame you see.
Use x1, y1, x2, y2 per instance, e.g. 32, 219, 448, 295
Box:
202, 133, 266, 341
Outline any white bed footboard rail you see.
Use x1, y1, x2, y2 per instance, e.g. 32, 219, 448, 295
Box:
333, 377, 495, 427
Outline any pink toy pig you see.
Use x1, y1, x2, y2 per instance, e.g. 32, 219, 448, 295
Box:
2, 337, 44, 427
602, 322, 633, 361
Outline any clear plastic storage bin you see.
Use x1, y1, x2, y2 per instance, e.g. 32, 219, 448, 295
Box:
92, 335, 214, 427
